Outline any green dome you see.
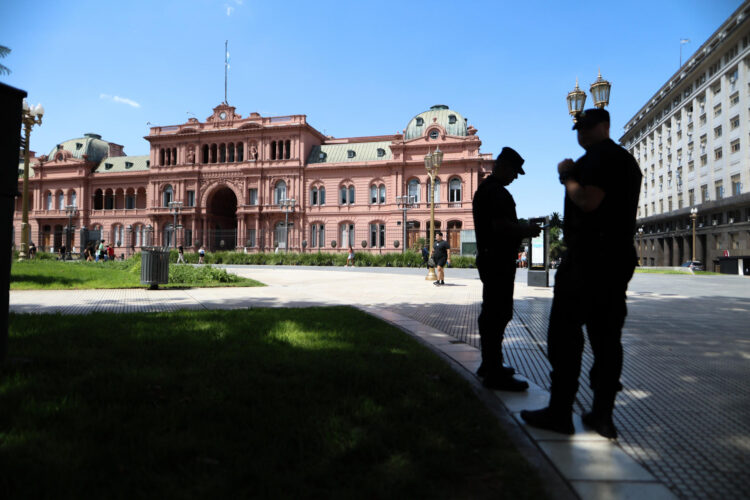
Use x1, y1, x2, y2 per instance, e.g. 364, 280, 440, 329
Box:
404, 105, 467, 140
47, 133, 111, 163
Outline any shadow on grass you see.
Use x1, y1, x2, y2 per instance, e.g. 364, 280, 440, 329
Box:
1, 307, 545, 500
10, 273, 84, 286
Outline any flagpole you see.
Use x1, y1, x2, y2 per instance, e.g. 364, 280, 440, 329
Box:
224, 40, 228, 104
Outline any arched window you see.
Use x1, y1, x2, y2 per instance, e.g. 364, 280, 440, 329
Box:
310, 223, 325, 248
104, 190, 114, 210
219, 144, 226, 163
210, 144, 217, 163
379, 184, 386, 204
236, 142, 244, 162
370, 185, 378, 204
163, 185, 173, 207
311, 187, 318, 206
449, 178, 462, 202
202, 144, 209, 163
93, 189, 103, 210
46, 192, 53, 210
348, 185, 355, 204
369, 222, 385, 248
275, 221, 289, 249
228, 143, 235, 162
159, 148, 165, 166
57, 191, 64, 210
274, 180, 287, 204
428, 178, 440, 203
408, 179, 420, 202
340, 186, 347, 205
271, 141, 277, 160
340, 223, 354, 247
285, 140, 291, 159
70, 191, 77, 207
319, 187, 326, 205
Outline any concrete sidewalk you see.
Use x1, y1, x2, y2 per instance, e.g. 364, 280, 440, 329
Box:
11, 266, 748, 499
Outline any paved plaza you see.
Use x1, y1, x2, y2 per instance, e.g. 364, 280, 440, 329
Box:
9, 266, 750, 499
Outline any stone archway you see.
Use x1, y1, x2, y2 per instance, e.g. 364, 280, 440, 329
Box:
206, 185, 238, 250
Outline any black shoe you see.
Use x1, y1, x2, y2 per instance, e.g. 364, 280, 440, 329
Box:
482, 374, 528, 392
476, 363, 515, 378
433, 280, 441, 286
520, 407, 574, 435
440, 280, 445, 285
582, 411, 618, 439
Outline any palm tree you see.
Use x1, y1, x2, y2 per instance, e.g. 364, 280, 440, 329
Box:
550, 211, 563, 228
0, 46, 11, 76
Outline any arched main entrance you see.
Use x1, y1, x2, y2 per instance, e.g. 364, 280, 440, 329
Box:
207, 186, 238, 250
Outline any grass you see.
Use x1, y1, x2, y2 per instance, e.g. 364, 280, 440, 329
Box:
2, 307, 547, 499
10, 258, 264, 290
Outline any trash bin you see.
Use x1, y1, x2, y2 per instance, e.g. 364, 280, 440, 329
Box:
141, 247, 170, 289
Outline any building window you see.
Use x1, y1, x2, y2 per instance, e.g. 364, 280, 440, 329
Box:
319, 187, 326, 205
714, 104, 722, 117
311, 187, 319, 206
348, 185, 355, 204
71, 192, 77, 207
689, 189, 695, 206
185, 229, 193, 247
57, 192, 64, 210
347, 150, 356, 159
285, 140, 291, 160
449, 178, 462, 202
732, 174, 742, 195
448, 114, 457, 124
408, 179, 420, 202
340, 185, 354, 205
187, 190, 195, 207
249, 188, 258, 206
340, 223, 354, 247
126, 194, 135, 209
427, 178, 440, 203
377, 148, 385, 158
429, 129, 439, 140
270, 141, 277, 160
162, 185, 173, 207
701, 184, 709, 202
378, 184, 385, 204
714, 126, 722, 138
46, 192, 52, 211
715, 148, 723, 160
731, 139, 740, 153
309, 224, 324, 248
415, 117, 424, 126
274, 181, 287, 205
701, 155, 708, 167
715, 180, 724, 200
370, 185, 378, 204
688, 160, 694, 173
730, 92, 740, 106
668, 197, 673, 212
731, 115, 740, 129
369, 223, 385, 248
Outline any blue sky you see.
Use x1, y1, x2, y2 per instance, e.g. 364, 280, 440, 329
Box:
1, 0, 743, 217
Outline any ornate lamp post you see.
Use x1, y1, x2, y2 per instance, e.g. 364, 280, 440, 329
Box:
690, 207, 698, 262
65, 204, 77, 260
395, 195, 416, 254
424, 148, 443, 281
280, 198, 296, 252
18, 98, 44, 261
168, 201, 184, 249
567, 71, 611, 123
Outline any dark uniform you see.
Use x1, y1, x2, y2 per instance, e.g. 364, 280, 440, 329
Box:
472, 174, 522, 373
547, 137, 642, 416
433, 239, 450, 267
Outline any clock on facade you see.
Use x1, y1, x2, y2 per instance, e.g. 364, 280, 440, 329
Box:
219, 111, 227, 120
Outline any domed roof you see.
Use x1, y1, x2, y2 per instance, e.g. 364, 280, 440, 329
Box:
47, 133, 112, 164
404, 105, 467, 140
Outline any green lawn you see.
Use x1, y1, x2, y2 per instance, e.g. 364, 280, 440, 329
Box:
2, 307, 546, 499
10, 259, 264, 290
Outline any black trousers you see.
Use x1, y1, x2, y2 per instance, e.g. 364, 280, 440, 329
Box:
477, 256, 516, 371
547, 252, 635, 412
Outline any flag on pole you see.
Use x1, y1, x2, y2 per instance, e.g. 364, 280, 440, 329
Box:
680, 39, 690, 44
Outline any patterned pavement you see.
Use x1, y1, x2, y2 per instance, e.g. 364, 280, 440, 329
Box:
9, 266, 750, 499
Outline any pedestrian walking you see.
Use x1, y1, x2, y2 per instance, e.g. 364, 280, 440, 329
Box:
472, 147, 541, 391
521, 108, 642, 438
28, 242, 36, 259
198, 245, 205, 264
346, 246, 354, 267
421, 245, 429, 267
107, 244, 115, 261
176, 245, 186, 264
96, 240, 106, 262
431, 232, 451, 285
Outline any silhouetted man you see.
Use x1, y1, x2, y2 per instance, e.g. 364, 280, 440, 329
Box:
473, 147, 541, 391
521, 109, 642, 438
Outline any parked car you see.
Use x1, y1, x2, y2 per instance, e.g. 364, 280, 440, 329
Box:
681, 260, 705, 271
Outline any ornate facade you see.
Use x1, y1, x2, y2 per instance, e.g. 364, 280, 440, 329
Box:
14, 104, 493, 255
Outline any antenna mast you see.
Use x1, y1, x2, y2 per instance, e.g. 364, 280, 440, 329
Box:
224, 40, 228, 104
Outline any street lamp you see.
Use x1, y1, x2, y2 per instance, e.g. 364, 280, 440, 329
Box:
18, 98, 44, 261
168, 201, 184, 249
279, 198, 296, 252
424, 147, 443, 281
690, 207, 698, 262
65, 204, 77, 260
567, 71, 611, 123
638, 226, 644, 266
395, 194, 416, 254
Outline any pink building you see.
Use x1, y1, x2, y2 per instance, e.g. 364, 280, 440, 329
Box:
14, 103, 493, 255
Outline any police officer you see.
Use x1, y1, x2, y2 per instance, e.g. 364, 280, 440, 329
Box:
521, 109, 642, 438
473, 147, 541, 391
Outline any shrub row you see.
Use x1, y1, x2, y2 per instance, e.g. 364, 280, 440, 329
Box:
166, 250, 477, 268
